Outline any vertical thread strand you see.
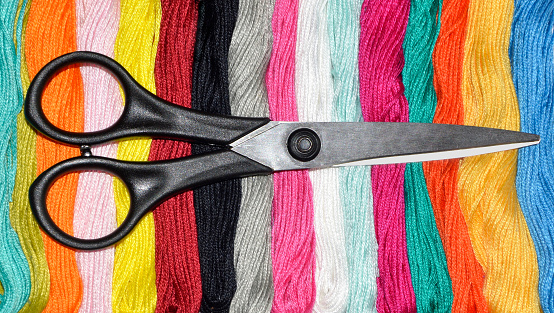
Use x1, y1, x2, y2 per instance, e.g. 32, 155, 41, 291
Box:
358, 0, 417, 311
227, 0, 275, 310
423, 0, 489, 310
191, 0, 240, 311
0, 0, 31, 310
266, 0, 317, 310
328, 0, 378, 309
10, 0, 51, 310
295, 0, 349, 311
74, 0, 121, 311
459, 0, 541, 310
112, 0, 160, 311
26, 0, 85, 311
150, 0, 202, 311
401, 0, 454, 311
510, 0, 554, 310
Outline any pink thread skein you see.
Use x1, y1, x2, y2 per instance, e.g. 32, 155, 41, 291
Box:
358, 0, 417, 312
266, 0, 317, 311
74, 1, 122, 312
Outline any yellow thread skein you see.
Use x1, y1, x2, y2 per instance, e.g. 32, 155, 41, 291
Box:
459, 0, 541, 311
112, 0, 161, 312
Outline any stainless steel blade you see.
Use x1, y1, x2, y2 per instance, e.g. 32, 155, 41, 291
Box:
230, 122, 540, 171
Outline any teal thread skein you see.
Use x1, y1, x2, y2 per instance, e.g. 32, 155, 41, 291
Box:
401, 0, 454, 311
0, 0, 32, 311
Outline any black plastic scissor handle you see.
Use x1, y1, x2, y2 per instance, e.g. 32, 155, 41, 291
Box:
29, 148, 272, 250
24, 51, 274, 250
24, 51, 270, 146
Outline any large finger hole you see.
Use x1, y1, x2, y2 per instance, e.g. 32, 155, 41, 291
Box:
46, 170, 129, 242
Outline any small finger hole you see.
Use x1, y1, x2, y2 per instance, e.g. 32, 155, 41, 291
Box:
40, 62, 124, 134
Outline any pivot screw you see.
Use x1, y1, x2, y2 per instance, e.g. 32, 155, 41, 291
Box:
287, 128, 321, 162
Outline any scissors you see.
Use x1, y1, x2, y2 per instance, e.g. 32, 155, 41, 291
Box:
25, 51, 540, 250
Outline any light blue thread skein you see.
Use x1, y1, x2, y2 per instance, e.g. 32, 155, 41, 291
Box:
328, 0, 378, 310
510, 0, 554, 310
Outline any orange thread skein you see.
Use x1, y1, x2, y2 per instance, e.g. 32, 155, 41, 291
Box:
25, 0, 84, 311
422, 0, 488, 311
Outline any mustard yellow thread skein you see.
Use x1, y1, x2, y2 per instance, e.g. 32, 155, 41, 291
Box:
10, 0, 51, 311
112, 0, 161, 312
459, 0, 541, 311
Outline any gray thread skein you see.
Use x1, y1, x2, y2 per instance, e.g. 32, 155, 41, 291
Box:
228, 0, 275, 311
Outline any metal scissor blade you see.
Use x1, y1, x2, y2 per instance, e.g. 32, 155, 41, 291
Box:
231, 122, 540, 171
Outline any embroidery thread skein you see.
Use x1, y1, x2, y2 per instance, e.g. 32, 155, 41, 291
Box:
74, 0, 121, 311
266, 0, 317, 310
191, 0, 241, 311
423, 0, 488, 310
459, 0, 541, 310
358, 0, 417, 311
510, 0, 554, 310
0, 0, 31, 310
149, 0, 202, 311
328, 0, 378, 309
26, 0, 85, 310
295, 0, 348, 311
10, 0, 51, 311
227, 0, 275, 310
112, 0, 160, 311
401, 0, 454, 311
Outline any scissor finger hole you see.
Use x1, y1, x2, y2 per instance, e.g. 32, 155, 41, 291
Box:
40, 62, 124, 134
44, 169, 130, 242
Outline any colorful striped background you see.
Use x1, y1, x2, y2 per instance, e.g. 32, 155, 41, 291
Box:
0, 0, 552, 312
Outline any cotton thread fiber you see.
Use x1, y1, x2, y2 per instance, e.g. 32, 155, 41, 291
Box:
112, 0, 160, 311
358, 0, 417, 311
459, 0, 541, 310
266, 0, 317, 310
74, 0, 120, 311
227, 0, 275, 310
327, 0, 378, 310
149, 0, 202, 311
422, 0, 488, 310
191, 0, 241, 311
401, 0, 454, 311
295, 0, 348, 311
510, 0, 554, 310
10, 0, 51, 310
26, 0, 85, 311
0, 0, 31, 310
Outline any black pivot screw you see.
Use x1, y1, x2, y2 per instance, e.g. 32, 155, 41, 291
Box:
287, 128, 321, 162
